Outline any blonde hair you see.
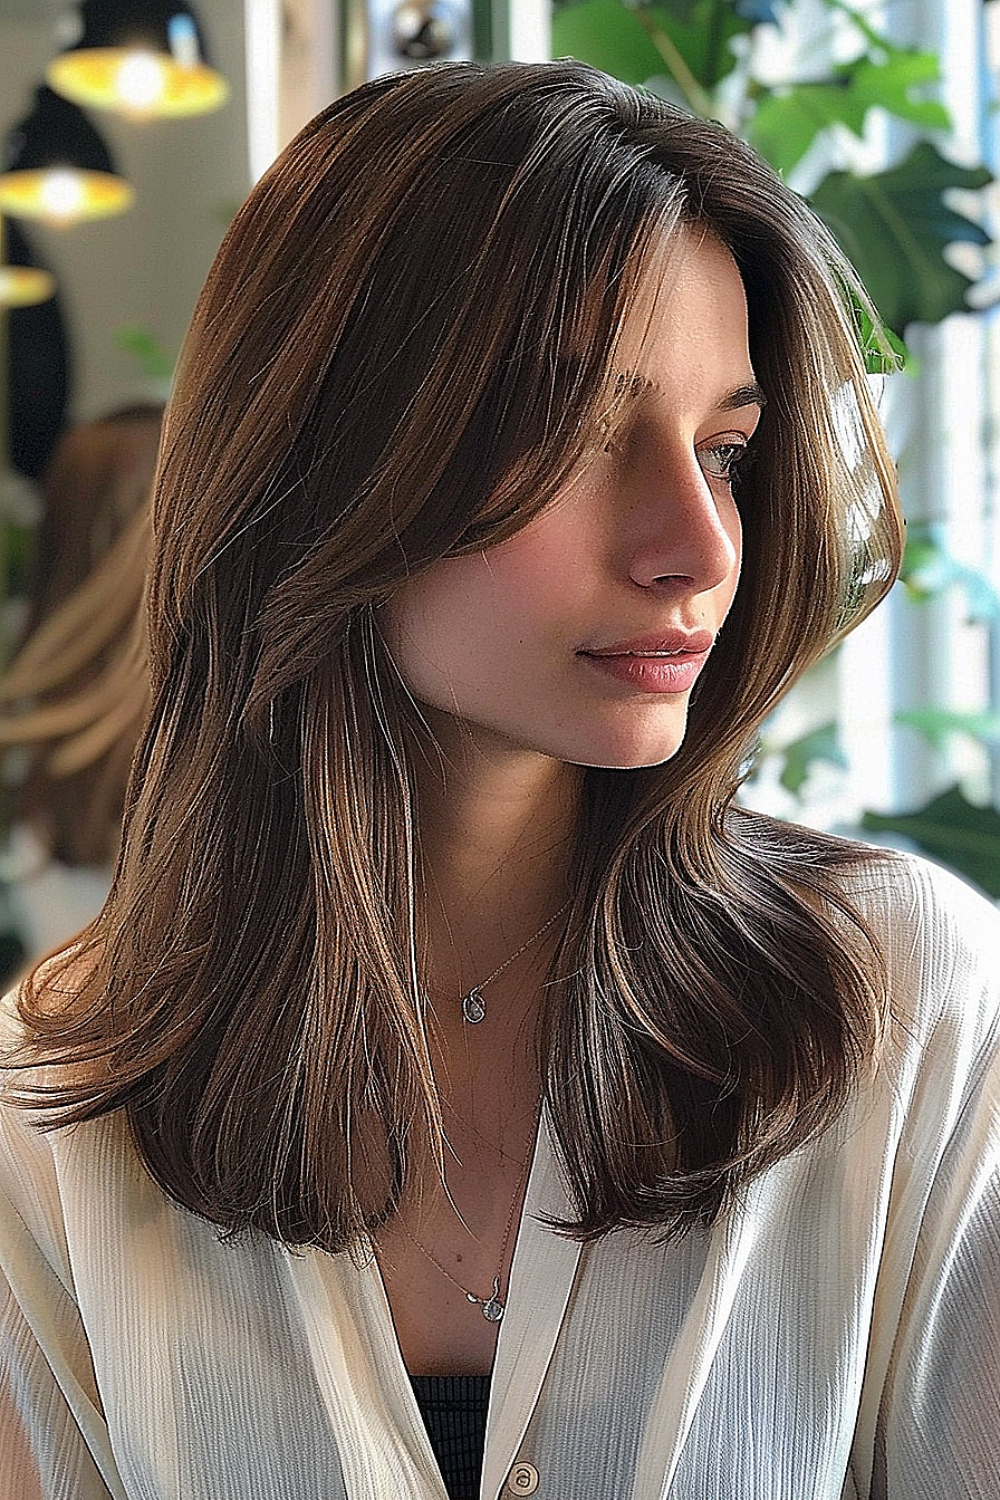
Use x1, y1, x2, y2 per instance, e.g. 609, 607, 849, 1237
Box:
0, 406, 160, 867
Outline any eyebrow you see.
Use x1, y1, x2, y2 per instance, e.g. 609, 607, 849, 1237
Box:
609, 372, 766, 413
717, 381, 767, 413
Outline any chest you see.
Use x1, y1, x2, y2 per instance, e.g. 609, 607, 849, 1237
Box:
60, 1115, 895, 1500
373, 1119, 537, 1376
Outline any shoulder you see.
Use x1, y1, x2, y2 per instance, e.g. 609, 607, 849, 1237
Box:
841, 850, 998, 1018
834, 849, 1000, 1108
0, 1046, 75, 1294
0, 960, 103, 1289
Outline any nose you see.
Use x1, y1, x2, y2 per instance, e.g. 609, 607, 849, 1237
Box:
624, 448, 741, 595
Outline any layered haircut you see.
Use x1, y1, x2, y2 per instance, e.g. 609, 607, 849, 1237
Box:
11, 62, 903, 1248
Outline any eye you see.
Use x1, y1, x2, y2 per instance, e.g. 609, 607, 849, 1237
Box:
698, 436, 754, 484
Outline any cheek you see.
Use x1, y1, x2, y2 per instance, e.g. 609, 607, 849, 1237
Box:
383, 556, 519, 693
722, 503, 743, 604
409, 532, 573, 637
481, 503, 595, 612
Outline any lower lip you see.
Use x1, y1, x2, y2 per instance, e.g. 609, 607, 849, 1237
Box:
580, 651, 710, 694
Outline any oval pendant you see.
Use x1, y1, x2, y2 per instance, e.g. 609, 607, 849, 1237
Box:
462, 987, 487, 1024
481, 1278, 504, 1322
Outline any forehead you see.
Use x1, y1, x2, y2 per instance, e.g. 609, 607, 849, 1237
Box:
603, 224, 756, 407
622, 224, 749, 349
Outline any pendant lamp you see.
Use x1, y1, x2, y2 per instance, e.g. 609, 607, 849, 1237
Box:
0, 265, 56, 309
0, 86, 133, 228
46, 1, 228, 120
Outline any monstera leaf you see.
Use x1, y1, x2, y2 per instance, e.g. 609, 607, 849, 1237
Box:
746, 49, 949, 177
810, 142, 992, 332
861, 786, 1000, 898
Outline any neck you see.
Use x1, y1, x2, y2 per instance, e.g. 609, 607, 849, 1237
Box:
413, 723, 583, 1008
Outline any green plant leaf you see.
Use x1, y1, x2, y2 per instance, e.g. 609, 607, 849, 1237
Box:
551, 0, 753, 94
810, 142, 992, 332
860, 785, 1000, 897
551, 0, 665, 86
853, 301, 910, 373
551, 0, 659, 85
896, 707, 1000, 751
841, 50, 949, 129
777, 720, 848, 795
746, 50, 948, 176
115, 326, 175, 381
900, 521, 1000, 620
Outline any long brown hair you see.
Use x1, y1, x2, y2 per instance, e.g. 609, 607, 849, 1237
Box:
10, 63, 902, 1247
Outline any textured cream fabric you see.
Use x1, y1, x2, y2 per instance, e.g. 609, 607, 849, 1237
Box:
0, 854, 997, 1499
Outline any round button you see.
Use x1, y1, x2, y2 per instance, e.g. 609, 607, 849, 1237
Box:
506, 1462, 539, 1495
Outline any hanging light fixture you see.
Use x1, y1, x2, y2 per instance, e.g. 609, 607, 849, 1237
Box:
1, 212, 55, 308
0, 265, 56, 310
46, 1, 229, 121
0, 86, 133, 228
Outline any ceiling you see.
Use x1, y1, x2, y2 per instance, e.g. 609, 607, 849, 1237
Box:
0, 1, 72, 22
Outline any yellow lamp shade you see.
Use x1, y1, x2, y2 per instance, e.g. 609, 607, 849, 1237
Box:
47, 47, 228, 120
0, 265, 57, 308
0, 167, 134, 226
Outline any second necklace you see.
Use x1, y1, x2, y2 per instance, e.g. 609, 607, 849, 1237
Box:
403, 1123, 537, 1322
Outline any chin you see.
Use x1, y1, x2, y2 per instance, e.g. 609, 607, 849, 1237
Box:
565, 731, 689, 772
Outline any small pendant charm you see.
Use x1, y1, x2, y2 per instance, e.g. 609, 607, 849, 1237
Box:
462, 986, 487, 1024
481, 1279, 504, 1322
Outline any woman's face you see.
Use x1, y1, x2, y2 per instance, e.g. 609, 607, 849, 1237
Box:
385, 228, 761, 774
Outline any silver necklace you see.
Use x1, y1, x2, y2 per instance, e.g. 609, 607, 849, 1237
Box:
458, 899, 571, 1025
403, 1129, 536, 1322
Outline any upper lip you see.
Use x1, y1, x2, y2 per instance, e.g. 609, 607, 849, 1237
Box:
580, 629, 715, 657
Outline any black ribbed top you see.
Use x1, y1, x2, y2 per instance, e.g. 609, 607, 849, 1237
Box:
410, 1373, 490, 1500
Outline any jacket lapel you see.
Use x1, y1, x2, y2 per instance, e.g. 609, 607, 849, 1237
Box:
286, 1245, 447, 1499
481, 1110, 584, 1499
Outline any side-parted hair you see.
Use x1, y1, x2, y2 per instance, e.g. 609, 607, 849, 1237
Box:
12, 62, 902, 1247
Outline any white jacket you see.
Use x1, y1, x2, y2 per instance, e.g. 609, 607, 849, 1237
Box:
1, 854, 998, 1499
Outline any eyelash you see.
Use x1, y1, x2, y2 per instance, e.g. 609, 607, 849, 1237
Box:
698, 439, 753, 484
600, 429, 756, 487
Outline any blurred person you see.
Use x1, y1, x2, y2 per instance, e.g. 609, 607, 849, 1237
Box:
0, 405, 159, 962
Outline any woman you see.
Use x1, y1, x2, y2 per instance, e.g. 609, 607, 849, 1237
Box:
1, 61, 997, 1500
0, 405, 159, 966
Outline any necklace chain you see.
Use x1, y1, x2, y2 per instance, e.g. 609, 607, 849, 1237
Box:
400, 1122, 537, 1322
400, 902, 568, 1318
459, 898, 571, 1025
442, 1097, 523, 1165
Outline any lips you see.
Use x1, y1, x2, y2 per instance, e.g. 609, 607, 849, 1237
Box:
577, 629, 716, 695
579, 628, 715, 659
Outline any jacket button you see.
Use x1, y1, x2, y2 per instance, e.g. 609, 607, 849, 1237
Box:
506, 1462, 539, 1494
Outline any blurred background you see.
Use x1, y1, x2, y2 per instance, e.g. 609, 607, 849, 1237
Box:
0, 0, 998, 978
